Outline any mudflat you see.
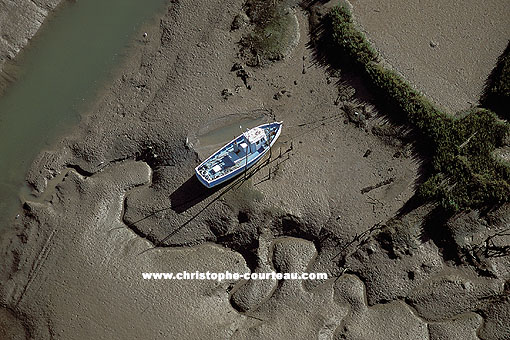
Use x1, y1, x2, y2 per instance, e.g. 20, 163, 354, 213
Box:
0, 0, 509, 339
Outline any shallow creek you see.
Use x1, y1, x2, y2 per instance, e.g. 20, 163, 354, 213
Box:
0, 0, 167, 229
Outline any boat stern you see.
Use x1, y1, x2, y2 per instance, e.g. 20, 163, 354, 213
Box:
195, 166, 213, 188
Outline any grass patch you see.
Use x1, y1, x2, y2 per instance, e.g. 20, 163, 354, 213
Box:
481, 41, 510, 120
329, 5, 378, 66
240, 0, 298, 63
326, 6, 510, 212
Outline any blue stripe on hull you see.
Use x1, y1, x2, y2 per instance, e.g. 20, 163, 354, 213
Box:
196, 151, 264, 188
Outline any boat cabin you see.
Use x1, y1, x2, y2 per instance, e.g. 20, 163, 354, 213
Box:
231, 127, 268, 159
243, 127, 268, 153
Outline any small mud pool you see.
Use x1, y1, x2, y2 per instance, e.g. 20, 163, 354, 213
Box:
187, 109, 274, 161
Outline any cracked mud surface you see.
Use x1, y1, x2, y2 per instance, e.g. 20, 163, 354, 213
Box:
0, 0, 509, 339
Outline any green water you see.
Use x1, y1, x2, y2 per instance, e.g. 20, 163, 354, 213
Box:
0, 0, 167, 228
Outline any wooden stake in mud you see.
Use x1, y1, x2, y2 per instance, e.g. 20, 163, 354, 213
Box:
244, 144, 248, 179
268, 144, 272, 180
261, 129, 274, 181
269, 139, 272, 161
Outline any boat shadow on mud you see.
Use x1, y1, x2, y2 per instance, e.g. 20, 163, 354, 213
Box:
169, 175, 222, 214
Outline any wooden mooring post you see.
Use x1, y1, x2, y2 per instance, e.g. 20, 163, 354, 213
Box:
244, 145, 248, 179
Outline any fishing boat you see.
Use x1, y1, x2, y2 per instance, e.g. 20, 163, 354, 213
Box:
195, 121, 282, 188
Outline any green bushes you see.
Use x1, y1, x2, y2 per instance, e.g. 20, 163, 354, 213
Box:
329, 6, 378, 66
328, 6, 510, 212
364, 62, 448, 139
481, 41, 510, 119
